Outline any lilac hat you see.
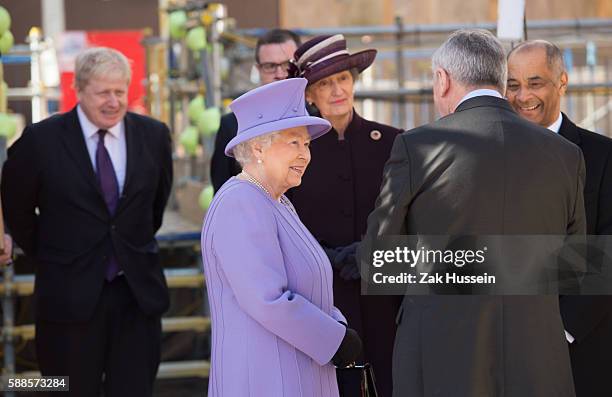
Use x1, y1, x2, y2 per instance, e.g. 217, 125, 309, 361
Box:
288, 34, 377, 85
225, 78, 331, 157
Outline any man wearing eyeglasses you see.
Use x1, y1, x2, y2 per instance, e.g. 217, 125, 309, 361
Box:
210, 29, 301, 192
507, 40, 612, 397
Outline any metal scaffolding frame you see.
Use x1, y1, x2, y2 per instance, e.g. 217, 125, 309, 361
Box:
1, 236, 209, 397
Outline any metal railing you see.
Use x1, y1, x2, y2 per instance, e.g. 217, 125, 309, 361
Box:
220, 18, 612, 135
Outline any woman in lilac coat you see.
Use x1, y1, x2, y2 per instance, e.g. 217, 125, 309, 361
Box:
201, 78, 362, 396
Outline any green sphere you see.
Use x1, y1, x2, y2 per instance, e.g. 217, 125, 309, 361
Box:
168, 10, 187, 40
0, 7, 11, 36
196, 107, 221, 137
0, 30, 14, 54
185, 26, 207, 52
198, 185, 214, 210
0, 113, 17, 139
187, 95, 206, 122
179, 125, 199, 155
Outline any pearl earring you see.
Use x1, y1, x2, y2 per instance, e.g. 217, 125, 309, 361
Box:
257, 159, 263, 164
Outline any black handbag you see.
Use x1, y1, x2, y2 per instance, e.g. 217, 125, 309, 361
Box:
336, 363, 379, 397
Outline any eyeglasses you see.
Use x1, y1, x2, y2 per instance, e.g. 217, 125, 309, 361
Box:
257, 61, 291, 74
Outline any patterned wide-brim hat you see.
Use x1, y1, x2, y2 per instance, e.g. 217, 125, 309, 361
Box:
225, 78, 332, 157
288, 34, 377, 85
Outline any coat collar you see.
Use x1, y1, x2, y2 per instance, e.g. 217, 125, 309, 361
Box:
60, 107, 101, 195
121, 112, 142, 207
346, 109, 364, 134
454, 95, 515, 114
558, 113, 581, 146
318, 108, 363, 140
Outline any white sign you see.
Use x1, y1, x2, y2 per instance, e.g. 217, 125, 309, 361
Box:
497, 0, 525, 41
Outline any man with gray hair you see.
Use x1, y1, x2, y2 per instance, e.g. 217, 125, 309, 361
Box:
362, 29, 584, 396
2, 47, 173, 396
507, 39, 612, 397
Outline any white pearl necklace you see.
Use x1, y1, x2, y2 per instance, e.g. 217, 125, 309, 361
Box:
239, 171, 296, 212
240, 171, 272, 196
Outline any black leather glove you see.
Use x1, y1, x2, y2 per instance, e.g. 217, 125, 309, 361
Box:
332, 326, 362, 367
322, 245, 340, 266
334, 242, 361, 281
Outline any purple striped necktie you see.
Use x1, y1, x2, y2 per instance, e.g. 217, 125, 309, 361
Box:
96, 129, 120, 280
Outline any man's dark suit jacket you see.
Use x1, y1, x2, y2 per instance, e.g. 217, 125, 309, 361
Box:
210, 112, 240, 192
558, 114, 612, 397
363, 96, 586, 397
1, 107, 173, 322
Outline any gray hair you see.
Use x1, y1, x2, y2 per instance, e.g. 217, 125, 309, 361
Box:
432, 29, 507, 92
507, 40, 566, 78
74, 47, 132, 91
233, 131, 281, 167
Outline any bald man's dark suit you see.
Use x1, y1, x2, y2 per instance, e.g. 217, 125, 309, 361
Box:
557, 114, 612, 397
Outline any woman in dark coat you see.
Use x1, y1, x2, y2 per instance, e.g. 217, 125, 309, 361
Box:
287, 34, 402, 397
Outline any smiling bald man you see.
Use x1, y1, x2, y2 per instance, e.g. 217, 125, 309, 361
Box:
507, 40, 612, 397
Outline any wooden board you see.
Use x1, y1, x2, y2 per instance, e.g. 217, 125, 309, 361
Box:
280, 0, 393, 28
0, 197, 4, 255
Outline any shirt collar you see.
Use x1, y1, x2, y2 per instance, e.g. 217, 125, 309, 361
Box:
453, 91, 562, 131
547, 112, 563, 133
457, 89, 503, 107
77, 104, 123, 139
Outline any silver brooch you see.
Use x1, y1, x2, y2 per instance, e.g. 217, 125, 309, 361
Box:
370, 130, 381, 141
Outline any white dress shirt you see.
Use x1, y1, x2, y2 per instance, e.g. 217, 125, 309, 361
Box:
547, 112, 563, 134
457, 89, 503, 107
77, 105, 127, 194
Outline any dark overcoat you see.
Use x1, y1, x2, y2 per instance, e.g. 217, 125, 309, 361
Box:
558, 114, 612, 397
363, 96, 585, 397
